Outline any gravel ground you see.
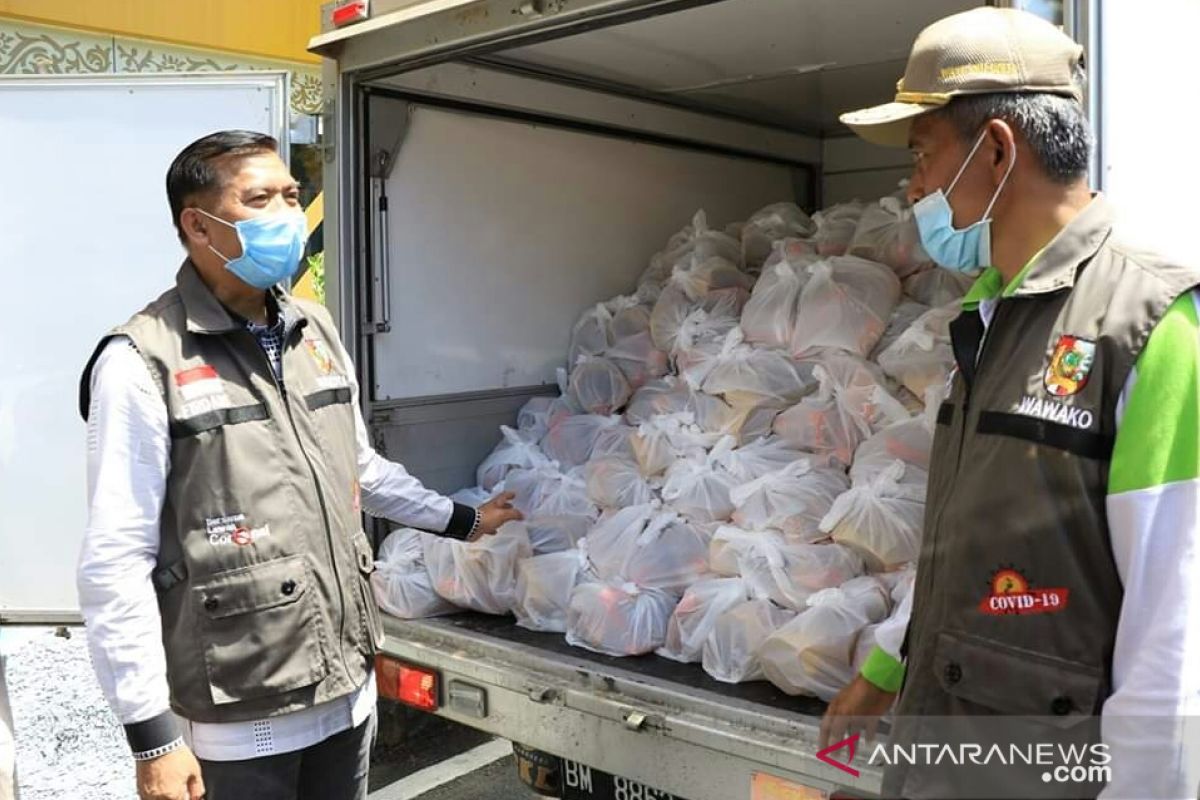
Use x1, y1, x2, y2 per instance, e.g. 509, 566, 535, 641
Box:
3, 626, 135, 799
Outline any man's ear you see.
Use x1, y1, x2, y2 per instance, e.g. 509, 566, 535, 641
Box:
179, 207, 212, 248
985, 118, 1018, 178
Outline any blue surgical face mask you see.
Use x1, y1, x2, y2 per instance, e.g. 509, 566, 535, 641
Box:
913, 129, 1016, 273
196, 208, 308, 289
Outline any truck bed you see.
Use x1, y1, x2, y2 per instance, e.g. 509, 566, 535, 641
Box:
379, 611, 882, 799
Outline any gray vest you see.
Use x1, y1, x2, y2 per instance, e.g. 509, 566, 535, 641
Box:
886, 199, 1200, 799
80, 262, 383, 724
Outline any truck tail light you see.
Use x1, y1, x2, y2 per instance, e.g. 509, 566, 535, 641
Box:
332, 0, 370, 28
376, 656, 439, 711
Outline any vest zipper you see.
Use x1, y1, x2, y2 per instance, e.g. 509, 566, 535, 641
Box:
241, 328, 354, 684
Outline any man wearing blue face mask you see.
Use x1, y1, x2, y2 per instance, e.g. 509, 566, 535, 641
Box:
820, 8, 1200, 800
75, 131, 522, 800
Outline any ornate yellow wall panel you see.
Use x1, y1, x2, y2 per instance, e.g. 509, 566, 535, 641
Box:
0, 0, 323, 64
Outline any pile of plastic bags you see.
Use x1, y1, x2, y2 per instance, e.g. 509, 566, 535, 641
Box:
373, 189, 973, 700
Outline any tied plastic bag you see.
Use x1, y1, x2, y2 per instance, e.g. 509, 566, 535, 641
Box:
610, 300, 653, 341
541, 414, 631, 468
450, 486, 492, 507
759, 576, 890, 700
740, 203, 818, 272
514, 549, 594, 632
517, 396, 557, 440
822, 461, 926, 572
730, 460, 851, 542
624, 376, 695, 426
584, 456, 657, 510
655, 210, 744, 275
568, 303, 613, 365
672, 256, 754, 302
737, 540, 865, 611
566, 581, 678, 656
709, 525, 786, 576
652, 283, 748, 353
506, 463, 598, 520
877, 304, 958, 398
606, 331, 669, 391
423, 521, 533, 614
903, 267, 974, 307
657, 577, 751, 663
476, 425, 550, 491
847, 197, 933, 278
812, 201, 866, 257
715, 435, 813, 483
569, 356, 632, 416
740, 248, 814, 348
850, 414, 934, 488
371, 529, 459, 619
700, 329, 816, 407
772, 354, 910, 467
790, 256, 901, 358
526, 513, 593, 555
586, 505, 711, 595
630, 412, 718, 477
661, 439, 741, 524
871, 299, 930, 360
702, 599, 797, 684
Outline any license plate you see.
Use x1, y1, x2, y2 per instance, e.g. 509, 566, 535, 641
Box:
562, 759, 682, 800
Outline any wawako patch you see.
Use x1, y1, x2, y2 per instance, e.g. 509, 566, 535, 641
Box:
1044, 335, 1096, 397
979, 566, 1069, 616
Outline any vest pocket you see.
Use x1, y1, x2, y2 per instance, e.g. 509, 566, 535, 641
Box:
353, 532, 385, 651
932, 630, 1103, 727
304, 387, 352, 412
170, 403, 269, 439
193, 554, 330, 705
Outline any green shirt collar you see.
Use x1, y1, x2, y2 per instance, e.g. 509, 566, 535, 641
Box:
960, 252, 1042, 311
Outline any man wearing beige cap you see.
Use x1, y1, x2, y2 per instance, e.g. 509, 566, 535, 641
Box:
821, 7, 1200, 799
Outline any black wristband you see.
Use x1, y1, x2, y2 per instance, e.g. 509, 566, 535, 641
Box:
443, 502, 478, 540
125, 711, 181, 755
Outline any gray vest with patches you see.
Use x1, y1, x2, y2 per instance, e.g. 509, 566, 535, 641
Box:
885, 199, 1200, 799
80, 262, 383, 724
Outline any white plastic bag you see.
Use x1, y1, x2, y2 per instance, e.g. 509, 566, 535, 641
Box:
737, 540, 865, 611
871, 299, 930, 360
877, 304, 958, 398
772, 354, 910, 467
847, 197, 933, 278
517, 396, 556, 440
702, 599, 797, 683
566, 581, 678, 656
476, 425, 549, 491
652, 283, 747, 353
506, 464, 598, 520
812, 201, 866, 257
514, 549, 594, 632
850, 415, 934, 488
606, 331, 669, 391
730, 460, 851, 542
657, 577, 751, 663
569, 355, 632, 416
661, 440, 741, 524
610, 300, 653, 341
822, 461, 926, 572
586, 505, 710, 595
541, 414, 629, 468
740, 250, 811, 348
423, 521, 533, 614
759, 576, 890, 700
568, 303, 613, 365
715, 435, 812, 483
584, 456, 657, 510
371, 529, 459, 619
630, 412, 717, 477
656, 210, 744, 274
526, 513, 594, 555
903, 267, 974, 307
790, 256, 901, 358
624, 376, 695, 426
740, 202, 817, 272
450, 486, 492, 508
709, 525, 786, 577
701, 329, 815, 407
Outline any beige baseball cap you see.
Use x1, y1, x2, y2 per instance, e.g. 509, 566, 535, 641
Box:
840, 7, 1085, 147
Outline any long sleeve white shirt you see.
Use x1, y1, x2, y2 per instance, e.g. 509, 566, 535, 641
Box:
78, 334, 458, 761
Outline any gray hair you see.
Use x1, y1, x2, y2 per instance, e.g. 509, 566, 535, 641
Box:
931, 64, 1092, 184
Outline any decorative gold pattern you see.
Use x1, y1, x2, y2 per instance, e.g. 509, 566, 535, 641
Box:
0, 20, 320, 115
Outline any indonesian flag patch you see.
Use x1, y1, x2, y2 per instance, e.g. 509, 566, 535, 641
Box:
174, 365, 223, 400
1044, 335, 1096, 397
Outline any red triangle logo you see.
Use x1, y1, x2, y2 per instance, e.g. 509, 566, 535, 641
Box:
816, 733, 861, 778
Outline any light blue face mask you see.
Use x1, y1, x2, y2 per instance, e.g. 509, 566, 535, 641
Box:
196, 208, 308, 290
912, 129, 1016, 273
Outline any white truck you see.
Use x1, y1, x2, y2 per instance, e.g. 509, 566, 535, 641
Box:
305, 1, 1194, 798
